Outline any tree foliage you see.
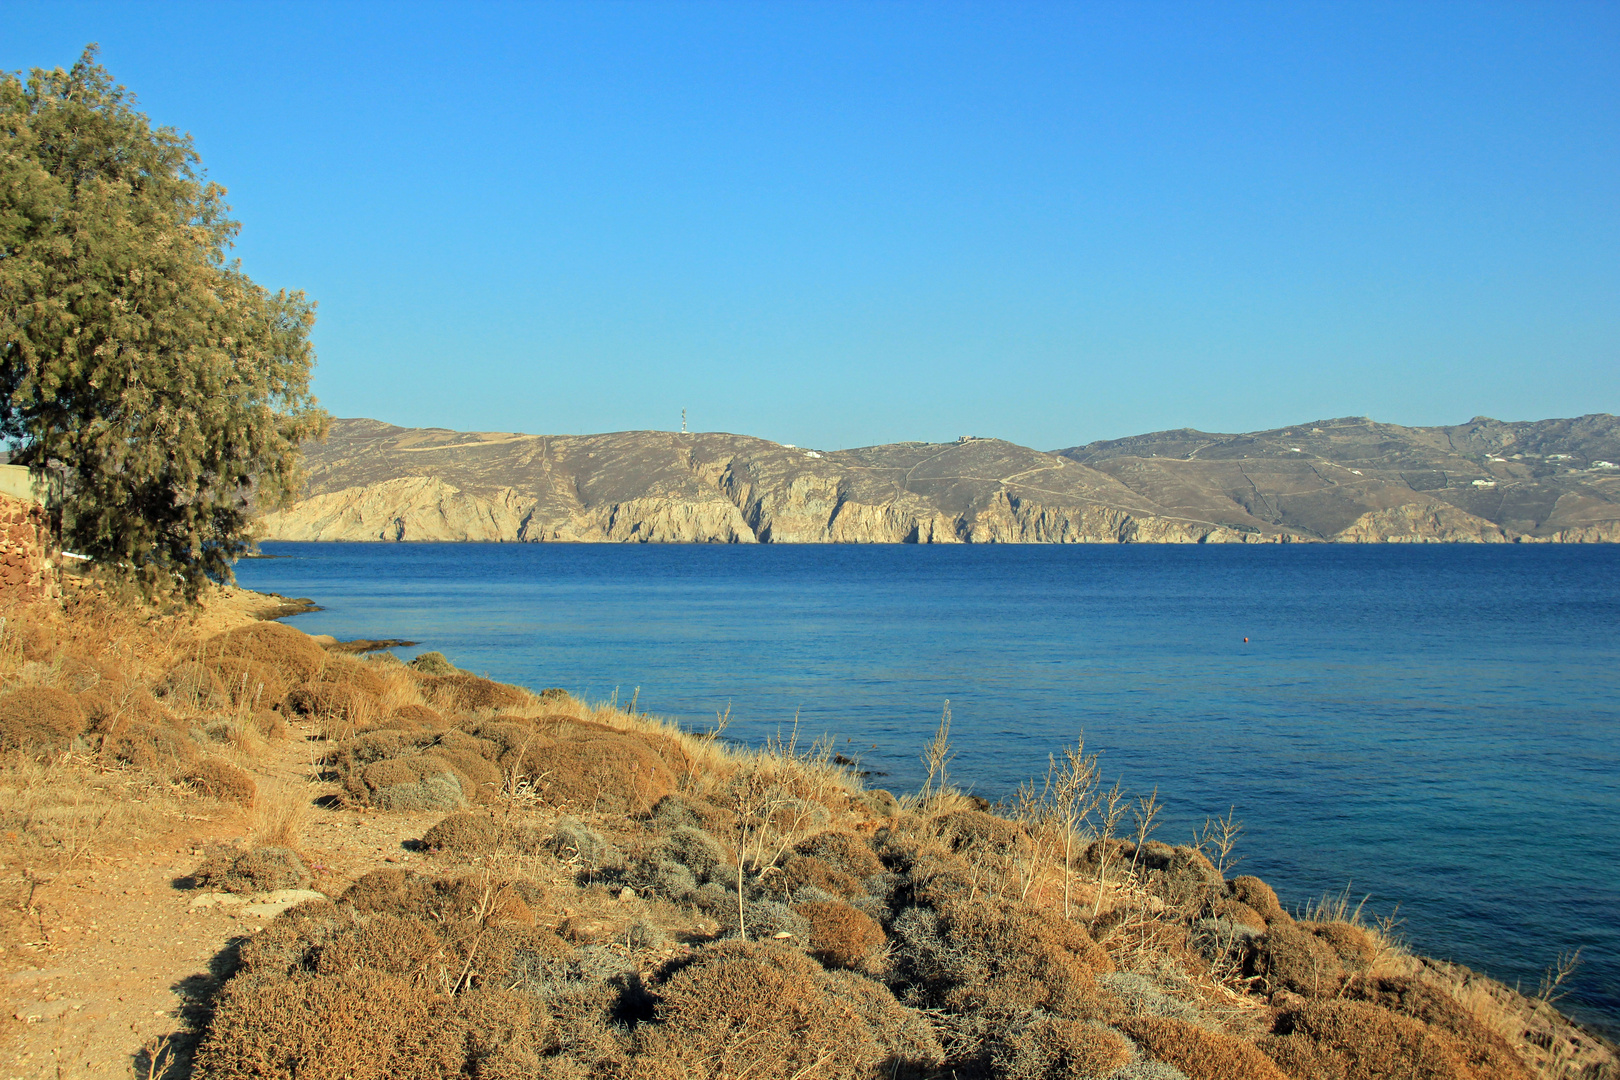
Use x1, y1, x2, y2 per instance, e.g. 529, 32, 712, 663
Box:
0, 46, 326, 598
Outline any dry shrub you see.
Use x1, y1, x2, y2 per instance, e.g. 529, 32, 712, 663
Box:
931, 808, 1030, 855
384, 703, 446, 731
893, 896, 1113, 1020
330, 730, 416, 773
1260, 920, 1346, 998
194, 844, 310, 893
234, 897, 342, 977
1119, 1016, 1292, 1080
444, 987, 550, 1079
80, 680, 171, 732
1341, 976, 1535, 1080
797, 900, 886, 970
1268, 999, 1472, 1080
521, 730, 678, 815
781, 853, 865, 899
1257, 1032, 1350, 1080
311, 911, 450, 981
817, 967, 946, 1076
53, 652, 117, 692
855, 787, 901, 817
1313, 921, 1377, 972
191, 969, 451, 1080
993, 1015, 1132, 1080
187, 757, 258, 806
4, 611, 58, 662
797, 829, 886, 879
421, 811, 499, 853
206, 622, 327, 687
98, 718, 198, 769
154, 660, 227, 712
423, 731, 505, 802
636, 941, 942, 1080
315, 652, 388, 697
421, 673, 528, 712
409, 651, 459, 676
0, 685, 87, 751
206, 656, 288, 710
203, 716, 271, 758
349, 754, 465, 811
1229, 875, 1288, 922
0, 752, 177, 862
1158, 846, 1226, 907
1213, 898, 1269, 931
630, 823, 733, 903
341, 868, 451, 921
549, 817, 622, 870
340, 870, 534, 931
285, 681, 379, 730
250, 707, 288, 739
327, 713, 693, 814
889, 845, 980, 911
648, 792, 736, 833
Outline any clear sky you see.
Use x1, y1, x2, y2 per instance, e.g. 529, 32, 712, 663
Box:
5, 2, 1617, 450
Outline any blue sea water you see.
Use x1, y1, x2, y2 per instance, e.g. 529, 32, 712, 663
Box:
236, 542, 1620, 1032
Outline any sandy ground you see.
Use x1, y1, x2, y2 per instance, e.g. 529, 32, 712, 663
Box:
0, 586, 437, 1079
0, 725, 454, 1079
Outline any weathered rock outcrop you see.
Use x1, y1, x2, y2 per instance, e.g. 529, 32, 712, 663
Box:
1333, 502, 1511, 544
258, 415, 1620, 544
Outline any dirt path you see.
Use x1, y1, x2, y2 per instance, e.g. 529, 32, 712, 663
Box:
0, 722, 446, 1079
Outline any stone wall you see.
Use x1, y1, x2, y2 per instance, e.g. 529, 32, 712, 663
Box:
0, 491, 57, 603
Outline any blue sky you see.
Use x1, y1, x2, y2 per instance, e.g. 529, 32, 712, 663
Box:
5, 2, 1617, 449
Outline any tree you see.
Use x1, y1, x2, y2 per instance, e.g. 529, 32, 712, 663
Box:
0, 46, 326, 598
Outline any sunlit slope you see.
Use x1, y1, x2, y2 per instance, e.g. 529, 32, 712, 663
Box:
1056, 414, 1620, 542
264, 421, 1265, 543
260, 415, 1620, 543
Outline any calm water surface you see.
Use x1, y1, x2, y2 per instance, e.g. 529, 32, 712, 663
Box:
237, 542, 1620, 1032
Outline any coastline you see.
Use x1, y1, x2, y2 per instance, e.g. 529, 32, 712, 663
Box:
259, 583, 1620, 1074
3, 579, 1614, 1079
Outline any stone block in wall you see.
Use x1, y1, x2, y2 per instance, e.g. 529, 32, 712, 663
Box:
0, 491, 59, 604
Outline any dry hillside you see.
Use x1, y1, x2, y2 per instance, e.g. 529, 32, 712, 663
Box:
257, 414, 1620, 544
0, 581, 1615, 1079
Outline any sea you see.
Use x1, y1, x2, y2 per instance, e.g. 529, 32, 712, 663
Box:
235, 541, 1620, 1033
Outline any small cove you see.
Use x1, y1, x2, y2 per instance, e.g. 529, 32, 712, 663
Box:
237, 541, 1620, 1033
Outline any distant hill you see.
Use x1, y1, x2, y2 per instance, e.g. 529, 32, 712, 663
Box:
1056, 413, 1620, 542
258, 415, 1620, 543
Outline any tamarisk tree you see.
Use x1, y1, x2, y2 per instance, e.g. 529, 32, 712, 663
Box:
0, 47, 326, 597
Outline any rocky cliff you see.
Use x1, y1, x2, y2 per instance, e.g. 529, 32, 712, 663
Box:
258, 415, 1620, 544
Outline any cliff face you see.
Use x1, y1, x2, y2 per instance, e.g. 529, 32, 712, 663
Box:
258, 415, 1620, 544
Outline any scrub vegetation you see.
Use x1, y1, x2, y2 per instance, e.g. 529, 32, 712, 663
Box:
0, 583, 1613, 1080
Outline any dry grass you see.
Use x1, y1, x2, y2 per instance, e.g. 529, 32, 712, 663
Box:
250, 780, 315, 850
0, 751, 179, 865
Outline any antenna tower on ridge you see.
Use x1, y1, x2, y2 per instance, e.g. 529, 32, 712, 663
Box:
681, 408, 687, 434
